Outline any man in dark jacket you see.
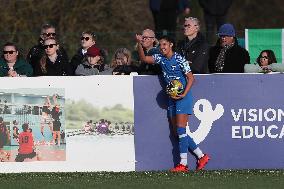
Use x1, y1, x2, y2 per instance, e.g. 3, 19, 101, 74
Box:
208, 23, 250, 73
26, 24, 68, 74
177, 17, 209, 74
199, 0, 233, 45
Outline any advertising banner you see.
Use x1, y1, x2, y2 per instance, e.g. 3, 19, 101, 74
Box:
0, 76, 135, 172
134, 74, 284, 171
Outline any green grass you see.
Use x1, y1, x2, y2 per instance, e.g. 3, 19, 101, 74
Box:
0, 170, 284, 189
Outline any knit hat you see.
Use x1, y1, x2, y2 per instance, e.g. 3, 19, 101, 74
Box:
86, 46, 101, 57
217, 23, 236, 37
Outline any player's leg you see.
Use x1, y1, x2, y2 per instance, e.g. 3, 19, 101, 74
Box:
40, 117, 45, 137
15, 154, 24, 162
168, 100, 189, 172
177, 92, 210, 171
57, 131, 61, 146
52, 131, 57, 145
173, 113, 190, 172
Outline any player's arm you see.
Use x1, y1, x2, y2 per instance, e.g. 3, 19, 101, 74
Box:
182, 72, 194, 96
172, 72, 195, 100
135, 34, 155, 64
46, 96, 51, 106
52, 94, 59, 106
6, 127, 10, 141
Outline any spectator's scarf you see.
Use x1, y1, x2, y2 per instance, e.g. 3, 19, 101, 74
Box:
215, 43, 234, 72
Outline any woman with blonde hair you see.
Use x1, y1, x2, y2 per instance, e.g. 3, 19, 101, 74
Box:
110, 48, 138, 75
34, 38, 72, 76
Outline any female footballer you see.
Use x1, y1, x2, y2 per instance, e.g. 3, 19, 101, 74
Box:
136, 34, 210, 172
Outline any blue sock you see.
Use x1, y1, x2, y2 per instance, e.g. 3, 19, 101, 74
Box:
176, 126, 198, 151
177, 127, 188, 166
177, 127, 188, 154
187, 135, 198, 151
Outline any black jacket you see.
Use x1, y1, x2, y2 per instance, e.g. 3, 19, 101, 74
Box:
177, 32, 209, 74
27, 39, 69, 73
199, 0, 233, 16
112, 65, 139, 75
33, 52, 72, 76
208, 38, 250, 73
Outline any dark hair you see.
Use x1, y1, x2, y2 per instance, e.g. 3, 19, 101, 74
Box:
81, 31, 97, 41
159, 35, 175, 51
13, 120, 17, 125
0, 117, 3, 122
2, 42, 20, 59
40, 37, 58, 73
22, 123, 29, 132
256, 50, 277, 66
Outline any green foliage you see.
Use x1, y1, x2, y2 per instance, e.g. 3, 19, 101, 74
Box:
65, 99, 133, 129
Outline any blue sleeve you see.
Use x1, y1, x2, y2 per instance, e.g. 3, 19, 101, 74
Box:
152, 54, 160, 65
177, 54, 191, 73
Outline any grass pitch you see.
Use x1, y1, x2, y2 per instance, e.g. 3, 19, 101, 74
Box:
0, 170, 283, 189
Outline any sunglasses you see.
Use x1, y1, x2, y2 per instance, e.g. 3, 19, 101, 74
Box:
44, 44, 57, 49
260, 56, 268, 59
81, 37, 90, 41
42, 33, 56, 37
3, 51, 16, 54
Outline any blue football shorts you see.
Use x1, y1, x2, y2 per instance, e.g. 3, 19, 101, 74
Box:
167, 90, 193, 117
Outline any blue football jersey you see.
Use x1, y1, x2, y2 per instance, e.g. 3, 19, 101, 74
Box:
152, 52, 191, 86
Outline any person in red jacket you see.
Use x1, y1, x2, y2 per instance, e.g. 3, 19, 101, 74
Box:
15, 123, 38, 162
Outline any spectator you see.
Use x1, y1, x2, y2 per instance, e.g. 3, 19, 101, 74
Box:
199, 0, 233, 45
208, 23, 250, 73
177, 17, 209, 74
75, 46, 103, 76
70, 31, 106, 74
0, 42, 33, 77
27, 23, 68, 72
244, 50, 284, 73
256, 50, 277, 72
133, 29, 161, 75
110, 48, 139, 75
149, 0, 191, 40
33, 38, 72, 76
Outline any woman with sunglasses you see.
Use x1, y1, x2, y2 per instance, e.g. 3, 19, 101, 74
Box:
33, 38, 72, 76
244, 50, 280, 73
256, 50, 277, 72
0, 42, 33, 77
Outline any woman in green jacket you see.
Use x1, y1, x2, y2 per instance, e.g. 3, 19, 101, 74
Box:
0, 42, 33, 77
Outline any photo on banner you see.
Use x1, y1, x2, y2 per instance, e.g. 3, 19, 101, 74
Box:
65, 76, 135, 171
0, 88, 65, 162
